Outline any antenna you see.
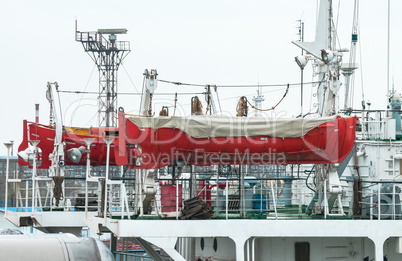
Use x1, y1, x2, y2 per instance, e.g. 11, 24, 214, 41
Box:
387, 0, 391, 110
297, 20, 305, 116
252, 86, 264, 117
75, 22, 131, 127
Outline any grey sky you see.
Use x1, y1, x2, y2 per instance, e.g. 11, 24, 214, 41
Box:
0, 0, 400, 156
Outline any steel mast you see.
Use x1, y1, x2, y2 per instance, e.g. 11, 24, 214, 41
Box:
75, 22, 131, 127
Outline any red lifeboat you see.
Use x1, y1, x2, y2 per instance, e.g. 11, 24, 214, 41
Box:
18, 120, 119, 169
18, 114, 357, 169
120, 114, 357, 169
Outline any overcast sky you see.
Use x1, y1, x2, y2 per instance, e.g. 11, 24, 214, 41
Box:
1, 0, 401, 156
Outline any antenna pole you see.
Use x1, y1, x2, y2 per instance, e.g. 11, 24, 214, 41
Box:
297, 20, 305, 116
301, 21, 304, 116
76, 26, 131, 127
387, 0, 391, 109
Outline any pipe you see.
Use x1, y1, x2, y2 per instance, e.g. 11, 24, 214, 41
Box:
35, 104, 39, 124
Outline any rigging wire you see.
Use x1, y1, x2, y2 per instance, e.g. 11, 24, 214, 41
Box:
359, 29, 364, 108
138, 75, 146, 115
83, 111, 99, 127
69, 63, 97, 124
218, 85, 298, 102
317, 74, 327, 116
305, 165, 316, 193
245, 84, 289, 112
173, 93, 178, 116
158, 79, 320, 88
57, 89, 64, 127
180, 84, 302, 108
121, 63, 140, 93
333, 1, 343, 51
335, 0, 340, 36
57, 90, 203, 96
158, 79, 204, 87
349, 0, 360, 109
215, 88, 223, 114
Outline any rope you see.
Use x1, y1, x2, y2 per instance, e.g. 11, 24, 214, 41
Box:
205, 87, 212, 115
173, 93, 178, 116
245, 84, 290, 112
124, 113, 154, 117
159, 108, 168, 116
100, 178, 106, 217
53, 176, 64, 207
191, 97, 203, 115
171, 168, 183, 184
353, 178, 362, 217
236, 96, 248, 117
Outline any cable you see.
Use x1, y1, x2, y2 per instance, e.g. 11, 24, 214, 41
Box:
305, 165, 316, 193
158, 79, 321, 88
316, 74, 327, 116
138, 75, 146, 115
349, 0, 360, 109
215, 88, 222, 114
158, 79, 204, 87
57, 90, 203, 96
180, 85, 300, 108
121, 63, 140, 93
245, 84, 289, 112
70, 63, 97, 124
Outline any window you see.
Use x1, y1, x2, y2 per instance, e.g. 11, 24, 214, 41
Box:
295, 242, 310, 261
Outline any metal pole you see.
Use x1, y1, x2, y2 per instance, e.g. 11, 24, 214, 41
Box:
176, 180, 179, 220
377, 183, 381, 220
192, 165, 197, 198
301, 69, 304, 116
300, 21, 304, 116
370, 189, 373, 220
393, 183, 396, 220
240, 165, 245, 216
4, 143, 12, 216
30, 140, 40, 213
83, 138, 95, 219
32, 150, 36, 212
387, 0, 390, 108
103, 138, 114, 223
134, 169, 140, 215
324, 180, 327, 219
270, 180, 278, 219
189, 165, 192, 198
226, 178, 229, 219
139, 170, 144, 216
25, 181, 28, 212
216, 170, 220, 217
284, 179, 292, 206
260, 181, 263, 215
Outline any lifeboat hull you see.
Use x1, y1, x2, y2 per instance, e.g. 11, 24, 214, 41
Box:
18, 115, 357, 169
122, 115, 357, 169
18, 120, 118, 169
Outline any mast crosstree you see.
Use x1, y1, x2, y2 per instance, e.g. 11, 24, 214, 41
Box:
75, 23, 131, 127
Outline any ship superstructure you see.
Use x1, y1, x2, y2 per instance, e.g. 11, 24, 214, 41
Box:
3, 1, 402, 261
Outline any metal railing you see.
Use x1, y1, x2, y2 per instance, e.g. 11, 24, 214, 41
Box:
6, 168, 402, 221
114, 252, 153, 261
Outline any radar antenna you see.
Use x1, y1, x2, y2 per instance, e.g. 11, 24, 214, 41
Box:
75, 21, 131, 127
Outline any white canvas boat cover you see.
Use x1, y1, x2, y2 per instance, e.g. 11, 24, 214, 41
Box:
128, 115, 339, 138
